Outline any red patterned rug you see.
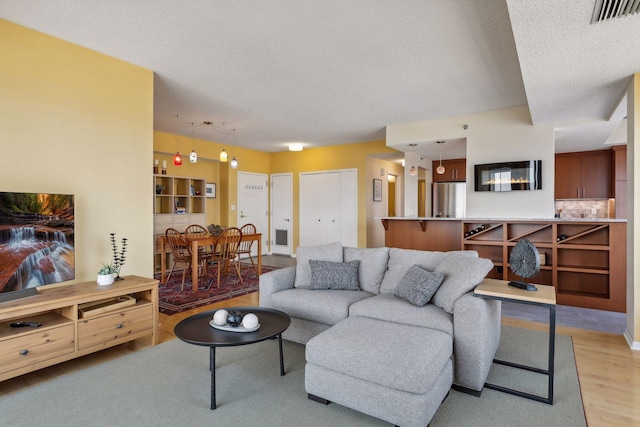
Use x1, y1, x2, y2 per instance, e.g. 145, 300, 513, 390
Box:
155, 263, 278, 315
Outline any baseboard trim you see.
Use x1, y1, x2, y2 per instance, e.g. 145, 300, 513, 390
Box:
623, 329, 640, 351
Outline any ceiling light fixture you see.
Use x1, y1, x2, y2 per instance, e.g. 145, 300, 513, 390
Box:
289, 143, 303, 152
219, 149, 228, 162
409, 166, 417, 176
436, 141, 445, 175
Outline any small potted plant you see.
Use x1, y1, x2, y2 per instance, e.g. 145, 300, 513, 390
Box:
97, 263, 117, 286
155, 184, 165, 195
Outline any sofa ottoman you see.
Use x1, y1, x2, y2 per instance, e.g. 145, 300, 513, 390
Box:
305, 316, 453, 427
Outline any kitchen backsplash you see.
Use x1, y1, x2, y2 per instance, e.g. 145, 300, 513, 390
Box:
554, 199, 611, 219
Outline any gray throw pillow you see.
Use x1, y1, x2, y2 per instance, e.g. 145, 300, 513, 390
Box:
294, 242, 343, 288
394, 264, 445, 307
309, 260, 360, 290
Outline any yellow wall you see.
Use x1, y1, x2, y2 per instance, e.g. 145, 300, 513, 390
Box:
1, 19, 154, 282
270, 140, 401, 249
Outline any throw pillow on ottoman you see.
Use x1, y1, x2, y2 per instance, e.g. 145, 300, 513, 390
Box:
305, 316, 452, 427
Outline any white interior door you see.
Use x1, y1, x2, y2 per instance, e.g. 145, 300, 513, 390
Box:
237, 172, 269, 257
270, 173, 293, 255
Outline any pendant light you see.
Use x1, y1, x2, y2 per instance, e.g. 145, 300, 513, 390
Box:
436, 141, 445, 175
409, 166, 416, 176
173, 115, 183, 166
188, 122, 198, 163
173, 152, 182, 166
202, 121, 229, 162
229, 129, 239, 169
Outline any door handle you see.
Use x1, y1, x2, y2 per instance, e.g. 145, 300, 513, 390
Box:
284, 219, 290, 222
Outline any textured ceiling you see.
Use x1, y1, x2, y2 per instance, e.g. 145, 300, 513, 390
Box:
1, 0, 638, 157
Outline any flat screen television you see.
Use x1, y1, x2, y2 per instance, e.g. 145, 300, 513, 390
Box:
0, 192, 75, 300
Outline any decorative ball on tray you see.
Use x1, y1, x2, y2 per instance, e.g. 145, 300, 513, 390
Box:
242, 313, 259, 329
212, 309, 229, 326
226, 311, 244, 327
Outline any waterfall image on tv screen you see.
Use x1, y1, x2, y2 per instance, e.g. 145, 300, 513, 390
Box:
0, 192, 75, 294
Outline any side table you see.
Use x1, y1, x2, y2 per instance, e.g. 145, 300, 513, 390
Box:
474, 278, 556, 405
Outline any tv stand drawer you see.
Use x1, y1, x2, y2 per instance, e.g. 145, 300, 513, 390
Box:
0, 324, 74, 375
77, 304, 153, 351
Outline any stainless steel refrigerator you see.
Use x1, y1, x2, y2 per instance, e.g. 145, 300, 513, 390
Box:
432, 182, 466, 218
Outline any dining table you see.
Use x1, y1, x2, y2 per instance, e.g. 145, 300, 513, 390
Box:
159, 232, 262, 291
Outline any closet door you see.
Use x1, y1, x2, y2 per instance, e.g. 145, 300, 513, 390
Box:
300, 172, 341, 247
299, 170, 357, 247
339, 170, 357, 247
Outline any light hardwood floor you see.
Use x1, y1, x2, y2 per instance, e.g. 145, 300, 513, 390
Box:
1, 291, 639, 426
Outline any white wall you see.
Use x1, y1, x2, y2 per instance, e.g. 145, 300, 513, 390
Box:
387, 106, 556, 218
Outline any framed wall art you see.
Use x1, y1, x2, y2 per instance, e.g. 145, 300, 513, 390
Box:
373, 179, 382, 202
206, 183, 216, 198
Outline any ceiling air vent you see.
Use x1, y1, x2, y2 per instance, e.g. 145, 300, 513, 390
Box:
592, 0, 640, 23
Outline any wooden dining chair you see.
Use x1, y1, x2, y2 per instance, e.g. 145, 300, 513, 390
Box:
209, 227, 243, 288
164, 228, 193, 291
237, 223, 257, 274
185, 224, 214, 261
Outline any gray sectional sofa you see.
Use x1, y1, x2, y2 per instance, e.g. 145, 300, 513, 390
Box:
259, 242, 501, 427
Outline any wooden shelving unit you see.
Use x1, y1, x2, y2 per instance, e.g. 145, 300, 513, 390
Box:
462, 220, 626, 312
154, 174, 206, 272
0, 276, 158, 382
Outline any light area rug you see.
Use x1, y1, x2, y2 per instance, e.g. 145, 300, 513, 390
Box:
0, 326, 585, 427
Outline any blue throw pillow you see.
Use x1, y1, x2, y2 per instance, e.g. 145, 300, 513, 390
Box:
309, 259, 360, 290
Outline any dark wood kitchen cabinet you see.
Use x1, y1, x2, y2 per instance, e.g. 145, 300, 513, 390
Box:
555, 150, 611, 199
432, 158, 466, 182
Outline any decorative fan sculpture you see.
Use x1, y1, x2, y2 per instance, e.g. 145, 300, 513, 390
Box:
508, 238, 540, 291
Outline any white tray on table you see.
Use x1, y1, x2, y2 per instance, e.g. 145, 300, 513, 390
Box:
209, 320, 260, 333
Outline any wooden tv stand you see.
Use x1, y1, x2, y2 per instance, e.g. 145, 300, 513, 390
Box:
0, 275, 158, 382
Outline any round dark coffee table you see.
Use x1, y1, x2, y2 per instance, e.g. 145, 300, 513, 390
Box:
174, 307, 291, 409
